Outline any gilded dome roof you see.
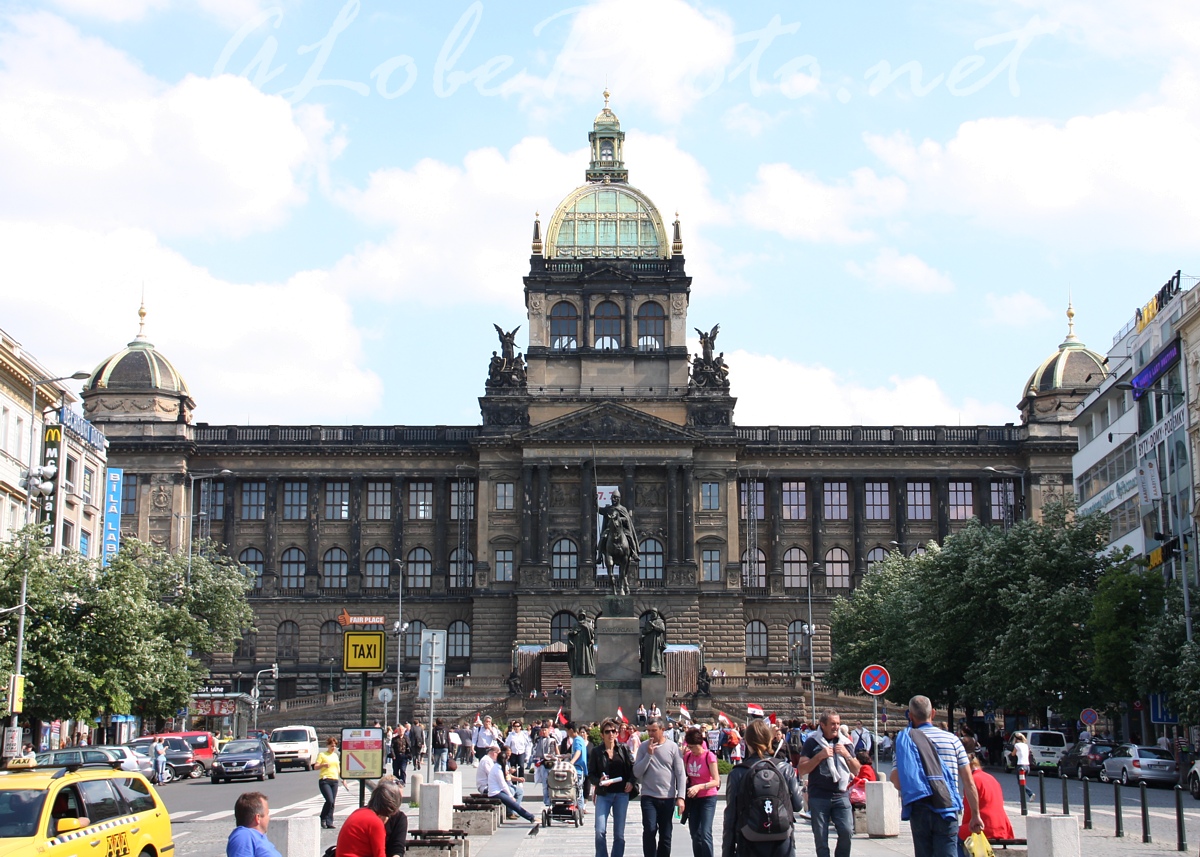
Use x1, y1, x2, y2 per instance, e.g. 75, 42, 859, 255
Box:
85, 305, 190, 397
1024, 304, 1105, 396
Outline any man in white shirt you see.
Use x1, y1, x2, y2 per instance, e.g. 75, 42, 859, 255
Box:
851, 721, 874, 755
477, 744, 498, 794
473, 716, 502, 762
505, 721, 533, 778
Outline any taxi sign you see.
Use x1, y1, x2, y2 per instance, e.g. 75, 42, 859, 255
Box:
343, 630, 387, 672
860, 664, 890, 696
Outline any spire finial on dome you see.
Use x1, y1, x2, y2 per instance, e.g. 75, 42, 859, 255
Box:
603, 87, 610, 109
136, 297, 147, 341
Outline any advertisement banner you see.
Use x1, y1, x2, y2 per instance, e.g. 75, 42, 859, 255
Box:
595, 485, 619, 572
103, 469, 123, 567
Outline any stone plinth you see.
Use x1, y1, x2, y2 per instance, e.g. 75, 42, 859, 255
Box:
434, 769, 462, 805
865, 780, 900, 837
640, 675, 667, 713
1027, 814, 1079, 857
419, 782, 455, 832
266, 815, 320, 857
592, 611, 641, 723
571, 676, 596, 722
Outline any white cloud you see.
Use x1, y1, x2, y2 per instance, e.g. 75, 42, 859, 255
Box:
45, 0, 266, 28
0, 221, 380, 425
721, 103, 783, 137
739, 163, 907, 243
845, 247, 954, 294
0, 12, 329, 238
985, 291, 1054, 325
1002, 0, 1200, 56
727, 349, 1015, 425
505, 0, 735, 122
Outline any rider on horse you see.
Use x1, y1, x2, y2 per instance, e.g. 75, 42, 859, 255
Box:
598, 489, 639, 595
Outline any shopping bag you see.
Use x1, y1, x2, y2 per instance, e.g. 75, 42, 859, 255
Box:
963, 831, 996, 857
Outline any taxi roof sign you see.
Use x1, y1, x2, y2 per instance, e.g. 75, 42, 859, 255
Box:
343, 630, 387, 672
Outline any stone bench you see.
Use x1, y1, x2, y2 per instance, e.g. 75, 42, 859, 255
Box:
453, 805, 497, 836
462, 795, 504, 826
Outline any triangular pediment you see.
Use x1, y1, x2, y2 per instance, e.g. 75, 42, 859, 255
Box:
518, 403, 701, 443
581, 265, 635, 282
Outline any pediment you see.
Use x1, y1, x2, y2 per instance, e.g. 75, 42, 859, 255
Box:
518, 403, 701, 443
581, 265, 635, 282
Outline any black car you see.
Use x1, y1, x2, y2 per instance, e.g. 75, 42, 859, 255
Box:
210, 738, 277, 783
1059, 740, 1117, 779
127, 737, 197, 782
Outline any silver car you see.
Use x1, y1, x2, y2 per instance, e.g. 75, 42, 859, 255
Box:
34, 746, 121, 768
1101, 744, 1178, 786
97, 744, 155, 777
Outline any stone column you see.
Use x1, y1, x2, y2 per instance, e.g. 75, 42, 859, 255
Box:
768, 476, 782, 572
666, 465, 679, 564
623, 465, 635, 511
537, 464, 550, 563
581, 295, 591, 349
682, 465, 694, 562
306, 477, 320, 588
221, 478, 235, 547
935, 478, 949, 543
624, 294, 634, 350
892, 476, 906, 555
581, 461, 595, 564
434, 476, 448, 572
810, 477, 824, 572
852, 477, 866, 584
976, 477, 990, 525
392, 476, 405, 581
350, 475, 363, 585
521, 465, 534, 563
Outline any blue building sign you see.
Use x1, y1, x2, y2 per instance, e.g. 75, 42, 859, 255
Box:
103, 468, 123, 567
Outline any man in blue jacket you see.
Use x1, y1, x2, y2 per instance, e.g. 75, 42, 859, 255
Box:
888, 696, 982, 857
227, 792, 282, 857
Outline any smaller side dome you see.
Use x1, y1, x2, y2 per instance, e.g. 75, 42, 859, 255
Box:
1019, 303, 1105, 426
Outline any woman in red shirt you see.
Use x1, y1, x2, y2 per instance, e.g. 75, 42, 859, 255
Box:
336, 778, 405, 857
958, 756, 1014, 850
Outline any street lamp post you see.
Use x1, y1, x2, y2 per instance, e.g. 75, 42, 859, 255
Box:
185, 469, 232, 587
392, 559, 406, 725
983, 466, 1027, 531
803, 561, 820, 720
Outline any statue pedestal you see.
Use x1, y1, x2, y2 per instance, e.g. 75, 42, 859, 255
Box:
640, 675, 667, 714
590, 615, 641, 724
570, 677, 595, 722
600, 594, 635, 617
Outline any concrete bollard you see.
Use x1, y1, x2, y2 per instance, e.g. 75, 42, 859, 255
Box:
409, 771, 424, 806
266, 815, 320, 857
1027, 814, 1080, 857
865, 780, 900, 838
420, 782, 455, 832
434, 769, 463, 805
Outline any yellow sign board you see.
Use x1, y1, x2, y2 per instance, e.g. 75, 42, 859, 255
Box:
343, 630, 387, 672
341, 727, 384, 779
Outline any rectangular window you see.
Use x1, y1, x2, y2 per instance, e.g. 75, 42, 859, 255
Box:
702, 549, 721, 581
949, 481, 974, 520
409, 482, 433, 520
739, 480, 764, 520
64, 455, 78, 494
79, 530, 90, 557
450, 481, 475, 520
366, 482, 391, 520
209, 482, 225, 521
990, 482, 1015, 523
865, 482, 890, 520
494, 549, 514, 582
495, 482, 515, 510
907, 482, 932, 520
61, 521, 73, 554
782, 481, 807, 520
241, 482, 266, 520
324, 482, 350, 520
282, 482, 308, 520
700, 482, 720, 511
82, 467, 95, 505
121, 474, 139, 517
823, 482, 849, 520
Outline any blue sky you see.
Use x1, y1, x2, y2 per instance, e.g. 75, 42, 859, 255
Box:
3, 0, 1198, 427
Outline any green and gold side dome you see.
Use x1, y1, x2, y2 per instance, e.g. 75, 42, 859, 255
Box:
542, 93, 672, 260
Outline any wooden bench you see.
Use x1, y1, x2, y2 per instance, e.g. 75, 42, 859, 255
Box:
989, 838, 1028, 850
409, 829, 470, 857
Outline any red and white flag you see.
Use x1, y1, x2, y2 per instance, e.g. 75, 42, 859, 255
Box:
556, 707, 568, 726
747, 703, 764, 718
617, 706, 629, 724
679, 704, 692, 721
474, 712, 482, 727
718, 711, 731, 726
768, 712, 777, 726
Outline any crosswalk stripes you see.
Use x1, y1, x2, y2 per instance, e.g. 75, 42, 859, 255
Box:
177, 794, 358, 824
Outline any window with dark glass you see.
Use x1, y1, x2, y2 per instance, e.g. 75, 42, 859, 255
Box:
550, 611, 575, 645
409, 482, 433, 520
702, 549, 721, 581
866, 547, 887, 569
282, 482, 308, 520
639, 538, 664, 579
949, 482, 974, 520
782, 481, 806, 520
448, 621, 471, 658
600, 139, 614, 162
742, 548, 766, 587
824, 482, 849, 520
239, 547, 264, 589
366, 482, 391, 520
495, 482, 515, 510
783, 547, 808, 587
552, 538, 578, 580
745, 621, 768, 659
450, 548, 474, 587
450, 481, 475, 520
787, 620, 808, 655
64, 456, 77, 493
276, 620, 299, 660
907, 482, 932, 520
990, 482, 1015, 523
121, 473, 139, 517
235, 630, 257, 661
280, 548, 306, 589
404, 620, 426, 659
240, 481, 265, 520
325, 482, 350, 520
865, 482, 889, 520
208, 482, 225, 520
740, 480, 765, 520
364, 547, 390, 588
407, 547, 432, 588
550, 302, 579, 351
825, 547, 851, 588
82, 467, 94, 505
322, 547, 348, 588
701, 482, 720, 510
495, 549, 514, 581
593, 301, 621, 350
637, 301, 665, 351
319, 620, 343, 663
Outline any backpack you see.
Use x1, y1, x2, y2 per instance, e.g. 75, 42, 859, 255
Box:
786, 728, 805, 757
735, 758, 794, 843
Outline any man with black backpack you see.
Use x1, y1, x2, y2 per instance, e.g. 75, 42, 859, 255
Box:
796, 710, 861, 857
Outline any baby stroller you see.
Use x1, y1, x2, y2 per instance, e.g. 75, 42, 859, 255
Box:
542, 757, 583, 827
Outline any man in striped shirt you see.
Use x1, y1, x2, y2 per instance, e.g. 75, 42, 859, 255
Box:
889, 695, 982, 857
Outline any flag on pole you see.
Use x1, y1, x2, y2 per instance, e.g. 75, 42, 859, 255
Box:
718, 711, 731, 726
617, 706, 629, 724
747, 703, 764, 718
474, 712, 482, 727
556, 707, 568, 726
679, 704, 692, 721
768, 712, 777, 725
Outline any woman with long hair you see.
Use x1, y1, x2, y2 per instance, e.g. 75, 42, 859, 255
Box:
336, 778, 404, 857
588, 717, 637, 857
314, 736, 344, 830
721, 719, 804, 857
683, 726, 721, 857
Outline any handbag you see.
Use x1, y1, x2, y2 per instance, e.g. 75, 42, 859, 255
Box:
963, 831, 996, 857
847, 779, 866, 805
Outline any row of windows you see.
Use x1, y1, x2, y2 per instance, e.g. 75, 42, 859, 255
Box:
549, 300, 666, 351
239, 546, 477, 589
1076, 439, 1137, 503
731, 479, 986, 522
236, 481, 476, 522
259, 619, 471, 662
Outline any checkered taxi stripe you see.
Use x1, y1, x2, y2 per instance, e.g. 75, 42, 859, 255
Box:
49, 815, 127, 846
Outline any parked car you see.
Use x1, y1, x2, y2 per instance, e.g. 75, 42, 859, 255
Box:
1186, 760, 1200, 799
211, 738, 277, 783
1101, 744, 1178, 786
269, 725, 320, 771
1002, 730, 1069, 772
34, 747, 123, 769
96, 745, 154, 777
127, 737, 197, 782
154, 731, 217, 775
1059, 740, 1117, 779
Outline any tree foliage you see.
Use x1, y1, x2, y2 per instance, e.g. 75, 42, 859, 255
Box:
0, 529, 252, 724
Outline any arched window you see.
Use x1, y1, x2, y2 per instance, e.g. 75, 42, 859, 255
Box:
404, 620, 427, 659
866, 547, 888, 570
235, 630, 257, 661
407, 547, 432, 588
783, 547, 808, 588
909, 545, 927, 558
447, 621, 471, 658
449, 548, 474, 588
551, 538, 578, 580
364, 547, 390, 588
787, 620, 809, 654
239, 547, 264, 590
825, 547, 851, 588
637, 301, 665, 351
639, 538, 663, 580
600, 139, 614, 162
550, 611, 576, 645
593, 301, 621, 350
319, 619, 343, 663
322, 547, 348, 588
745, 621, 768, 659
741, 548, 766, 588
276, 621, 299, 661
280, 548, 306, 589
550, 302, 579, 351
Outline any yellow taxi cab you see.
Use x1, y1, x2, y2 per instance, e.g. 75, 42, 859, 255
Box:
0, 757, 174, 857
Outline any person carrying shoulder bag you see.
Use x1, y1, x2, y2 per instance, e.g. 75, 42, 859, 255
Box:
589, 717, 638, 857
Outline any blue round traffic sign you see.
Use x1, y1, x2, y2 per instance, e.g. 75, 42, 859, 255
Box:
1080, 707, 1099, 727
860, 664, 890, 696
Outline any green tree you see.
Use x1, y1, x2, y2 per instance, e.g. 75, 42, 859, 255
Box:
1089, 554, 1163, 705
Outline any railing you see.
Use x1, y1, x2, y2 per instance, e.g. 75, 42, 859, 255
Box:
638, 578, 665, 588
742, 586, 768, 597
527, 385, 689, 397
550, 578, 577, 589
192, 425, 479, 445
735, 426, 1025, 445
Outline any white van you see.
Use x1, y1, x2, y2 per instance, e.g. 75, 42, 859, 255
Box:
269, 725, 320, 770
1005, 730, 1068, 771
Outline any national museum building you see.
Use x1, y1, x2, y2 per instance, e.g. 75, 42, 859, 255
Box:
80, 102, 1097, 700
